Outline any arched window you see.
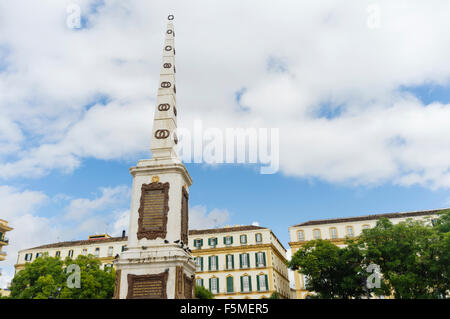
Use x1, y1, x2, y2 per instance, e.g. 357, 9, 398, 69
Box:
297, 230, 305, 241
313, 229, 321, 240
329, 227, 338, 239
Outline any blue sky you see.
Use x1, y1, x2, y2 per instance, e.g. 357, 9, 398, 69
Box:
1, 0, 450, 287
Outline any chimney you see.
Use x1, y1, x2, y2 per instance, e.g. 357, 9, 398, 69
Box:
122, 230, 126, 238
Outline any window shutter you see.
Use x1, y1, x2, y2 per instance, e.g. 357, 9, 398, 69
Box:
257, 275, 260, 291
227, 277, 233, 293
208, 238, 211, 246
249, 276, 252, 292
201, 279, 204, 287
208, 256, 211, 271
255, 253, 258, 266
200, 239, 203, 247
239, 254, 243, 268
230, 236, 233, 244
200, 257, 204, 271
216, 278, 219, 293
263, 252, 266, 266
209, 278, 212, 291
194, 239, 197, 246
223, 237, 226, 244
231, 255, 234, 269
215, 256, 219, 270
265, 275, 268, 291
247, 253, 250, 267
240, 276, 243, 292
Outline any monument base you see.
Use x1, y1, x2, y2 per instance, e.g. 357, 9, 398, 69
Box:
114, 244, 196, 299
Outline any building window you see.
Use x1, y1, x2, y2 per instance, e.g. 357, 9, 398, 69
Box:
240, 253, 250, 269
108, 246, 113, 257
297, 230, 305, 241
195, 278, 203, 287
256, 252, 266, 267
210, 277, 219, 294
68, 250, 74, 258
208, 237, 218, 248
362, 224, 370, 230
209, 256, 218, 271
257, 274, 268, 291
94, 247, 100, 257
82, 249, 87, 256
226, 276, 234, 293
25, 253, 32, 261
346, 226, 354, 237
55, 251, 61, 257
330, 228, 338, 239
226, 254, 234, 270
36, 252, 43, 259
313, 229, 321, 240
121, 245, 127, 252
255, 233, 262, 243
241, 275, 252, 292
224, 236, 233, 246
240, 234, 247, 244
195, 257, 204, 271
194, 239, 203, 249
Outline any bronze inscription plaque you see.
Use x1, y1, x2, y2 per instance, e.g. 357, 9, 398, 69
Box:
127, 272, 168, 299
137, 182, 169, 240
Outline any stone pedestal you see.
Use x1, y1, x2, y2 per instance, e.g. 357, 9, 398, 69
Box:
113, 158, 196, 299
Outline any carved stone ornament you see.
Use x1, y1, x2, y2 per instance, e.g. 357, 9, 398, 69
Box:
161, 81, 172, 88
113, 269, 121, 299
137, 182, 169, 240
158, 103, 171, 111
165, 45, 172, 52
155, 129, 170, 139
126, 271, 169, 299
163, 63, 172, 68
181, 186, 189, 244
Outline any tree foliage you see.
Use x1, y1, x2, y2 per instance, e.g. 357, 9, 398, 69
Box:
194, 285, 214, 299
9, 254, 115, 299
288, 239, 366, 298
288, 210, 450, 299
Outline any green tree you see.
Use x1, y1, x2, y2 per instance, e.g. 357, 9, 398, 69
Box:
288, 239, 366, 299
194, 285, 214, 299
269, 291, 281, 299
9, 254, 115, 299
358, 212, 450, 298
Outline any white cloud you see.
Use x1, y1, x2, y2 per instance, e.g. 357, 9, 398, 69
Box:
64, 185, 130, 220
0, 0, 450, 188
251, 221, 260, 226
189, 205, 230, 230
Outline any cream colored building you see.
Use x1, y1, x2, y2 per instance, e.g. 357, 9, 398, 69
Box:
189, 225, 290, 299
15, 234, 128, 273
288, 208, 445, 299
0, 219, 13, 263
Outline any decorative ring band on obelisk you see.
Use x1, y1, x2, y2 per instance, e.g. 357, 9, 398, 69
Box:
168, 15, 174, 20
155, 129, 170, 139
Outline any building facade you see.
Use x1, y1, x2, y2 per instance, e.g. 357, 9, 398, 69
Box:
0, 219, 13, 265
15, 234, 127, 273
14, 225, 290, 299
189, 225, 290, 299
288, 208, 444, 299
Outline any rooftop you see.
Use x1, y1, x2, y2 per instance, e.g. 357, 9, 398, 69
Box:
291, 208, 448, 227
189, 225, 267, 235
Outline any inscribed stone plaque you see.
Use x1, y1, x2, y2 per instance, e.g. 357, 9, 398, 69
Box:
113, 270, 121, 299
175, 266, 184, 299
137, 182, 169, 240
126, 272, 168, 299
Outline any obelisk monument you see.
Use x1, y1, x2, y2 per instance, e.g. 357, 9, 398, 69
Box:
113, 15, 196, 299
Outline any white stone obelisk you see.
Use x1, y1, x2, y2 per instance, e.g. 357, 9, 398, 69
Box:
113, 15, 196, 299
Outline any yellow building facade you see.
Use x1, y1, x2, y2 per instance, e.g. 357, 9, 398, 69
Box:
189, 225, 290, 299
288, 209, 444, 299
